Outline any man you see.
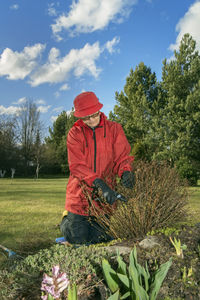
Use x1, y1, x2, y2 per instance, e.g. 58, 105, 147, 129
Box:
60, 91, 134, 244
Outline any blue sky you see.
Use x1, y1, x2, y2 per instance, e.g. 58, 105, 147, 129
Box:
0, 0, 200, 133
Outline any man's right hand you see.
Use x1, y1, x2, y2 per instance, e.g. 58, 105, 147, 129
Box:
93, 178, 119, 205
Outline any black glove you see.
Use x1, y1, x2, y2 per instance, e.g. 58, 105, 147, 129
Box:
121, 171, 135, 188
93, 178, 118, 205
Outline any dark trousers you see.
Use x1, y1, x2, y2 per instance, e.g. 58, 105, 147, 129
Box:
60, 212, 113, 245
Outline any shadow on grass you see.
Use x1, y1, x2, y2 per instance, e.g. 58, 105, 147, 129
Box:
0, 239, 55, 264
0, 231, 15, 242
17, 237, 54, 257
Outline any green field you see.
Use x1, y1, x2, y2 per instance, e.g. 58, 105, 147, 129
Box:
187, 182, 200, 224
0, 178, 67, 261
0, 178, 199, 262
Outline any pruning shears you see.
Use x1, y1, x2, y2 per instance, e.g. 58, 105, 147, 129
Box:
115, 193, 128, 202
93, 189, 127, 203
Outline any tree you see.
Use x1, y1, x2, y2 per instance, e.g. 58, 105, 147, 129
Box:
17, 99, 42, 175
45, 110, 76, 174
0, 115, 19, 173
110, 62, 161, 159
109, 34, 200, 184
33, 130, 43, 178
158, 34, 200, 183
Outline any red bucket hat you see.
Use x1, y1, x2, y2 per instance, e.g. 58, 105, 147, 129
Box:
73, 91, 103, 118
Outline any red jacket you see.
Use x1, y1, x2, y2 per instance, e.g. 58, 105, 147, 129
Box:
65, 113, 134, 215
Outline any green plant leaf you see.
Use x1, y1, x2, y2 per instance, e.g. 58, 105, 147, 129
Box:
117, 273, 130, 289
133, 256, 150, 292
138, 265, 149, 292
181, 244, 187, 250
144, 261, 150, 291
68, 283, 78, 300
117, 253, 127, 275
47, 295, 54, 300
102, 258, 119, 293
130, 247, 150, 292
149, 258, 172, 300
129, 264, 149, 300
121, 291, 131, 299
107, 289, 120, 300
129, 247, 149, 300
129, 247, 142, 286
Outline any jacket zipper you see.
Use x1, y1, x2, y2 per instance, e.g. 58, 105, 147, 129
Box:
92, 128, 97, 173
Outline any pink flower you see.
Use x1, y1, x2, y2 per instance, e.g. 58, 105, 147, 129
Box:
57, 272, 69, 293
52, 265, 60, 277
42, 273, 54, 285
41, 265, 69, 299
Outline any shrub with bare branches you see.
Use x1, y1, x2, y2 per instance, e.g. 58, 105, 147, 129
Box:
82, 161, 188, 239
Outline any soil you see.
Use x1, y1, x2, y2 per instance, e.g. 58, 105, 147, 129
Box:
78, 223, 200, 300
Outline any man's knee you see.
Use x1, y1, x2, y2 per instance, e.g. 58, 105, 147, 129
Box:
60, 212, 89, 244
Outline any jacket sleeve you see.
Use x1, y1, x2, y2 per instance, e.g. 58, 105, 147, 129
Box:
67, 127, 98, 186
112, 123, 134, 177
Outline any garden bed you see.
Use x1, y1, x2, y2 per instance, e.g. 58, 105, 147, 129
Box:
0, 224, 200, 300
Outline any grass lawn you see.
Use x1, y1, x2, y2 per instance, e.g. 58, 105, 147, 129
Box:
0, 178, 67, 262
187, 180, 200, 224
0, 178, 199, 263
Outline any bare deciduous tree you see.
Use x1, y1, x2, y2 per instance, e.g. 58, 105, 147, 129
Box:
17, 99, 42, 173
0, 115, 18, 170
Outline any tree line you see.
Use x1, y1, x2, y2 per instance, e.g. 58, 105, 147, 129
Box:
0, 34, 199, 184
0, 102, 75, 178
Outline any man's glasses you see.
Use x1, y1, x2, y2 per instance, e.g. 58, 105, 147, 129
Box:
81, 111, 100, 121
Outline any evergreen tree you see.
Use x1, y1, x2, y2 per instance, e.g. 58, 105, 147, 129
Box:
158, 34, 200, 183
110, 34, 200, 183
110, 62, 160, 159
45, 110, 76, 174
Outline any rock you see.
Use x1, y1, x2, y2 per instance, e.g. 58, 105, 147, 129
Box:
104, 245, 132, 255
138, 235, 160, 249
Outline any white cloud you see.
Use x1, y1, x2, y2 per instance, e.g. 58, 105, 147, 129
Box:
35, 99, 46, 105
10, 98, 49, 113
0, 105, 20, 115
29, 41, 102, 86
169, 1, 200, 52
51, 109, 72, 123
104, 36, 120, 54
12, 97, 27, 105
53, 106, 64, 112
37, 105, 51, 113
54, 83, 70, 98
60, 83, 70, 91
54, 91, 60, 98
51, 0, 137, 39
0, 44, 45, 80
48, 3, 57, 16
13, 97, 46, 106
0, 37, 119, 87
10, 4, 19, 10
51, 115, 58, 123
18, 97, 27, 104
